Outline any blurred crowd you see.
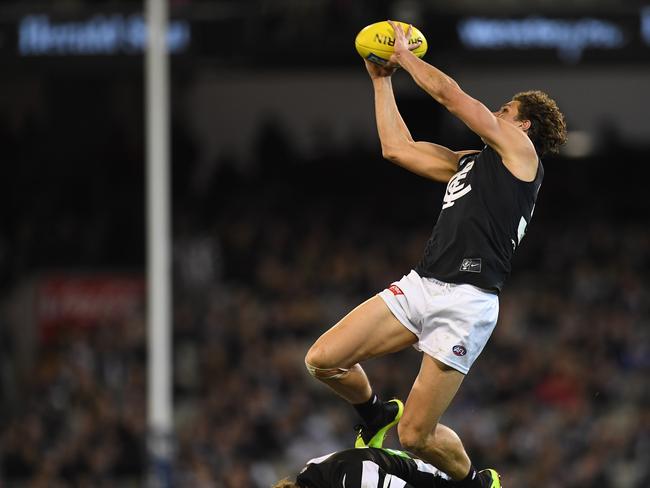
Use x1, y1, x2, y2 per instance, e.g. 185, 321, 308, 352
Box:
0, 151, 648, 487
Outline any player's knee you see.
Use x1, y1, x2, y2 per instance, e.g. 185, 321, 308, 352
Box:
304, 360, 350, 380
304, 344, 349, 380
398, 421, 433, 457
304, 343, 327, 369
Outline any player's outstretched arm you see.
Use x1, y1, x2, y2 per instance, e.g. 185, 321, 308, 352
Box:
387, 21, 538, 180
366, 60, 469, 183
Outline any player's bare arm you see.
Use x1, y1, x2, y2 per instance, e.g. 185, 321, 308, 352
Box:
387, 20, 538, 182
365, 60, 472, 183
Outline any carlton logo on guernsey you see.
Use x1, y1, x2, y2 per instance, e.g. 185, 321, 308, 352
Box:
415, 145, 544, 293
442, 159, 474, 209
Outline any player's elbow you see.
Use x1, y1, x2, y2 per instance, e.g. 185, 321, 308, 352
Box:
381, 149, 399, 163
381, 147, 399, 163
381, 144, 405, 163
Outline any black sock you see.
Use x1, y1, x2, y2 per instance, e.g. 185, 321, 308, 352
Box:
454, 465, 480, 487
352, 392, 383, 426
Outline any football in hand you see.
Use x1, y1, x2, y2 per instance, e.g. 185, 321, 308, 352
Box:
354, 20, 428, 66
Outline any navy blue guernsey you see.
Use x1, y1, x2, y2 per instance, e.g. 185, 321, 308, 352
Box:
415, 145, 543, 293
296, 447, 451, 487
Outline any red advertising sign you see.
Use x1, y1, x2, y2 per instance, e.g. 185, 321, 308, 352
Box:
37, 274, 145, 340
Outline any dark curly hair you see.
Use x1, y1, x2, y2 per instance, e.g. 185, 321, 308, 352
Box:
512, 90, 567, 157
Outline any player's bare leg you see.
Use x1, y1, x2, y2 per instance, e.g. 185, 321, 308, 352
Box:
305, 295, 417, 401
398, 354, 500, 486
396, 355, 468, 477
305, 295, 417, 445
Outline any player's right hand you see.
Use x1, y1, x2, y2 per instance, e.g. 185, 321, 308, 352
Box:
364, 59, 397, 79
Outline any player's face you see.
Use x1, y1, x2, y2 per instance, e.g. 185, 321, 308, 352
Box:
493, 101, 521, 124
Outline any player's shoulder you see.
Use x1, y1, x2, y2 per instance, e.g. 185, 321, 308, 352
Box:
335, 447, 411, 463
486, 130, 539, 180
483, 142, 541, 182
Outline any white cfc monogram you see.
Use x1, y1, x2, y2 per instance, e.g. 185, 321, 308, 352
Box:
442, 160, 474, 209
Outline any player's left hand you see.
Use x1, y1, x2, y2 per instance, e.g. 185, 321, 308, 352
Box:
387, 20, 421, 64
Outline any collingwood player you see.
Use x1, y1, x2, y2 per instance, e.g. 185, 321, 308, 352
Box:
304, 21, 567, 488
273, 447, 462, 488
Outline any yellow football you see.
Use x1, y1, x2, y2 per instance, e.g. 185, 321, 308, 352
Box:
355, 20, 428, 65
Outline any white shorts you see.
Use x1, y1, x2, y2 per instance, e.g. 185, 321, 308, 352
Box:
378, 269, 499, 374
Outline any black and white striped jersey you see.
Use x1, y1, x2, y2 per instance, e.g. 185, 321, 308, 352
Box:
295, 447, 452, 488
